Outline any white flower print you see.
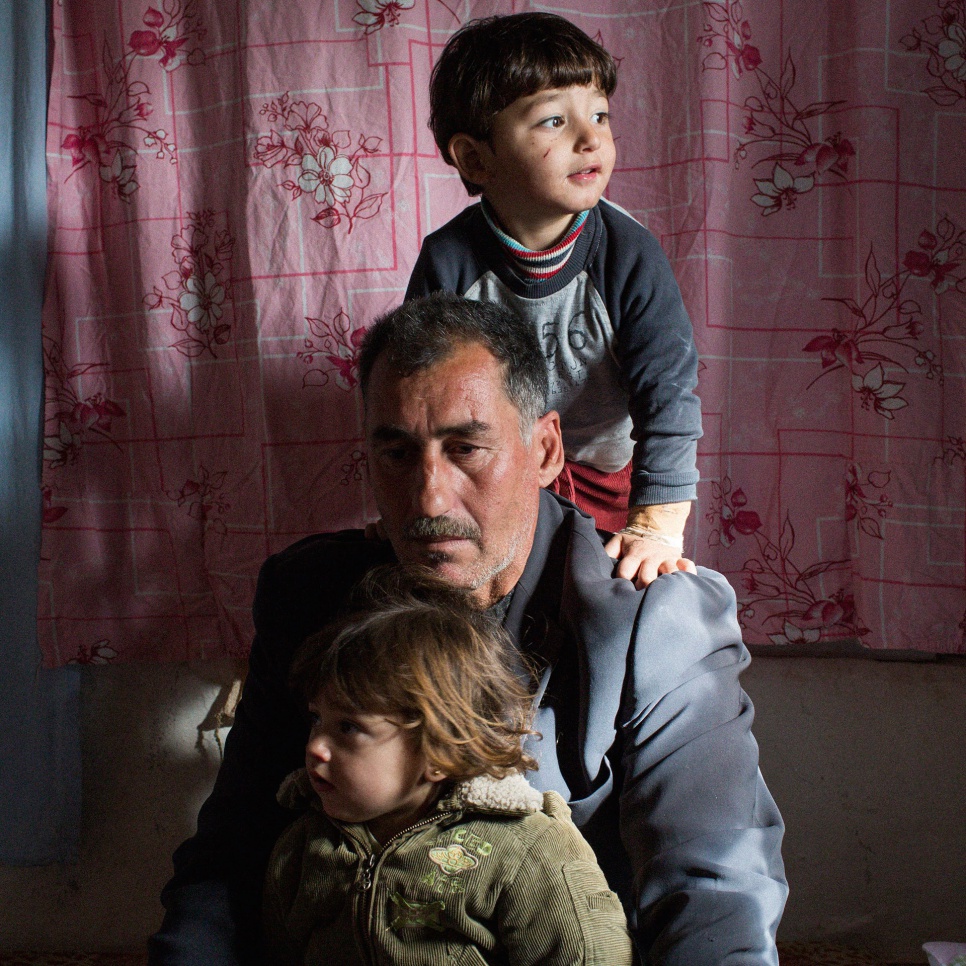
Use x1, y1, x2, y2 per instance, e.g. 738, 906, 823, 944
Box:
851, 364, 908, 419
938, 23, 966, 81
298, 147, 354, 208
751, 163, 814, 216
769, 620, 822, 646
179, 272, 226, 332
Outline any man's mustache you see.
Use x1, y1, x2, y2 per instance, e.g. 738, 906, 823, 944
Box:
403, 516, 481, 542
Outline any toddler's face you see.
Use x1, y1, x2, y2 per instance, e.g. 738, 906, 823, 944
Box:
477, 84, 616, 248
304, 692, 444, 842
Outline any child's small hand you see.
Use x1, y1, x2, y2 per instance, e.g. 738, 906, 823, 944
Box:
604, 530, 695, 588
604, 501, 695, 588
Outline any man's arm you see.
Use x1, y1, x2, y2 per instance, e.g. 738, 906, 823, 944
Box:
618, 568, 787, 965
149, 551, 308, 966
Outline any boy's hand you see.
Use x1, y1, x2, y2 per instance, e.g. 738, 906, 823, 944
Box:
604, 531, 695, 587
604, 501, 695, 588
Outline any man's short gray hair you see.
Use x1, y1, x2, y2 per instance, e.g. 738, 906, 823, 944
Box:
359, 293, 549, 432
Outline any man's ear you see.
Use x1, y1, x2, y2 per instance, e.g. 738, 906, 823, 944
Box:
531, 411, 565, 488
447, 133, 493, 188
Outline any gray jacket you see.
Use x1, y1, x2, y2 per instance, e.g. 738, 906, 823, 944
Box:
151, 490, 787, 966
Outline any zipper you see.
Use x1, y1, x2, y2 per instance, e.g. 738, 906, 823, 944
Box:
358, 852, 377, 892
341, 808, 459, 963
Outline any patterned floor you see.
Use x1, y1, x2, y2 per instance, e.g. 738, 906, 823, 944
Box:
0, 947, 925, 965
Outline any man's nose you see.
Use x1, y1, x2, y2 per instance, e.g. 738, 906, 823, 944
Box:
413, 451, 454, 517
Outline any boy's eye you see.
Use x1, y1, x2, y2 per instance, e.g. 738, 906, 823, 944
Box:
538, 115, 565, 129
338, 719, 362, 736
592, 111, 609, 125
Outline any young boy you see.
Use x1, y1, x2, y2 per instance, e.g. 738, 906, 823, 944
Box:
262, 565, 632, 966
407, 12, 703, 587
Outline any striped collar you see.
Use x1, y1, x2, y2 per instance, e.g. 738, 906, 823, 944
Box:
480, 200, 589, 281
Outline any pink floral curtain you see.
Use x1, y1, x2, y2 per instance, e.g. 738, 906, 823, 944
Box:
40, 0, 966, 664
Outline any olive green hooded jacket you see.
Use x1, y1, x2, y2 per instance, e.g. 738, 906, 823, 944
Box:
263, 769, 632, 965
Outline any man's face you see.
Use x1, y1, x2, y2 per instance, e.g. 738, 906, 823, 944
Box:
365, 341, 560, 607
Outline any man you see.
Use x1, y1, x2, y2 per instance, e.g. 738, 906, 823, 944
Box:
150, 293, 787, 965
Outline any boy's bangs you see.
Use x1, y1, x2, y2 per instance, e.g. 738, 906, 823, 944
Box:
505, 45, 616, 105
542, 60, 611, 97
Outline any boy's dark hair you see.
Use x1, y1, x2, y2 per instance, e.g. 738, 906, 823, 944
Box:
359, 292, 549, 433
290, 565, 539, 780
429, 13, 618, 194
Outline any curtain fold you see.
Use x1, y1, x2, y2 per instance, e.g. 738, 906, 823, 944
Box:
0, 0, 81, 864
38, 0, 965, 663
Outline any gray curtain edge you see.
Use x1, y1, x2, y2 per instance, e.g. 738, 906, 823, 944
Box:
0, 0, 82, 865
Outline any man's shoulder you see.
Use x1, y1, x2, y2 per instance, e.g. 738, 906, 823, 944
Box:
549, 496, 743, 672
257, 530, 396, 620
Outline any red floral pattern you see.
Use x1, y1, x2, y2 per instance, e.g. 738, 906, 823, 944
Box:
709, 479, 867, 646
298, 310, 367, 391
59, 3, 205, 201
144, 210, 235, 358
254, 94, 387, 233
39, 0, 965, 662
699, 1, 855, 215
901, 0, 966, 106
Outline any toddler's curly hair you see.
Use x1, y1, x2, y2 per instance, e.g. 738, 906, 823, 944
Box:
291, 565, 538, 780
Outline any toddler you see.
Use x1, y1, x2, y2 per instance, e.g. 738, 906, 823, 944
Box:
408, 12, 703, 587
262, 565, 632, 966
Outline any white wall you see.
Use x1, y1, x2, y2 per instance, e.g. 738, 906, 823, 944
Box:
1, 656, 964, 957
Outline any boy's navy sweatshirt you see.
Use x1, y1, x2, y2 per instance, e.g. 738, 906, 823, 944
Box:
406, 198, 703, 508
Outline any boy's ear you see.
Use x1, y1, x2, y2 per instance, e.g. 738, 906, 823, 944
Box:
447, 133, 493, 188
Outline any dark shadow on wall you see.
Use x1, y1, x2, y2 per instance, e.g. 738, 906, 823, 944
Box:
0, 0, 82, 865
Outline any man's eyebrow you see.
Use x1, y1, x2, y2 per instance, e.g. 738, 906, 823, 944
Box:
370, 420, 493, 442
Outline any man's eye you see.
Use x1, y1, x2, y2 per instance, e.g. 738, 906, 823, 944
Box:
379, 446, 409, 462
449, 443, 479, 457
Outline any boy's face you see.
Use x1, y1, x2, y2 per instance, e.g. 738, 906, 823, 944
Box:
305, 694, 444, 842
459, 84, 615, 250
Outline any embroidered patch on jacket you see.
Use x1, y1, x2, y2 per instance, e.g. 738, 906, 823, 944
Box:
389, 892, 446, 932
452, 829, 493, 857
428, 843, 479, 875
